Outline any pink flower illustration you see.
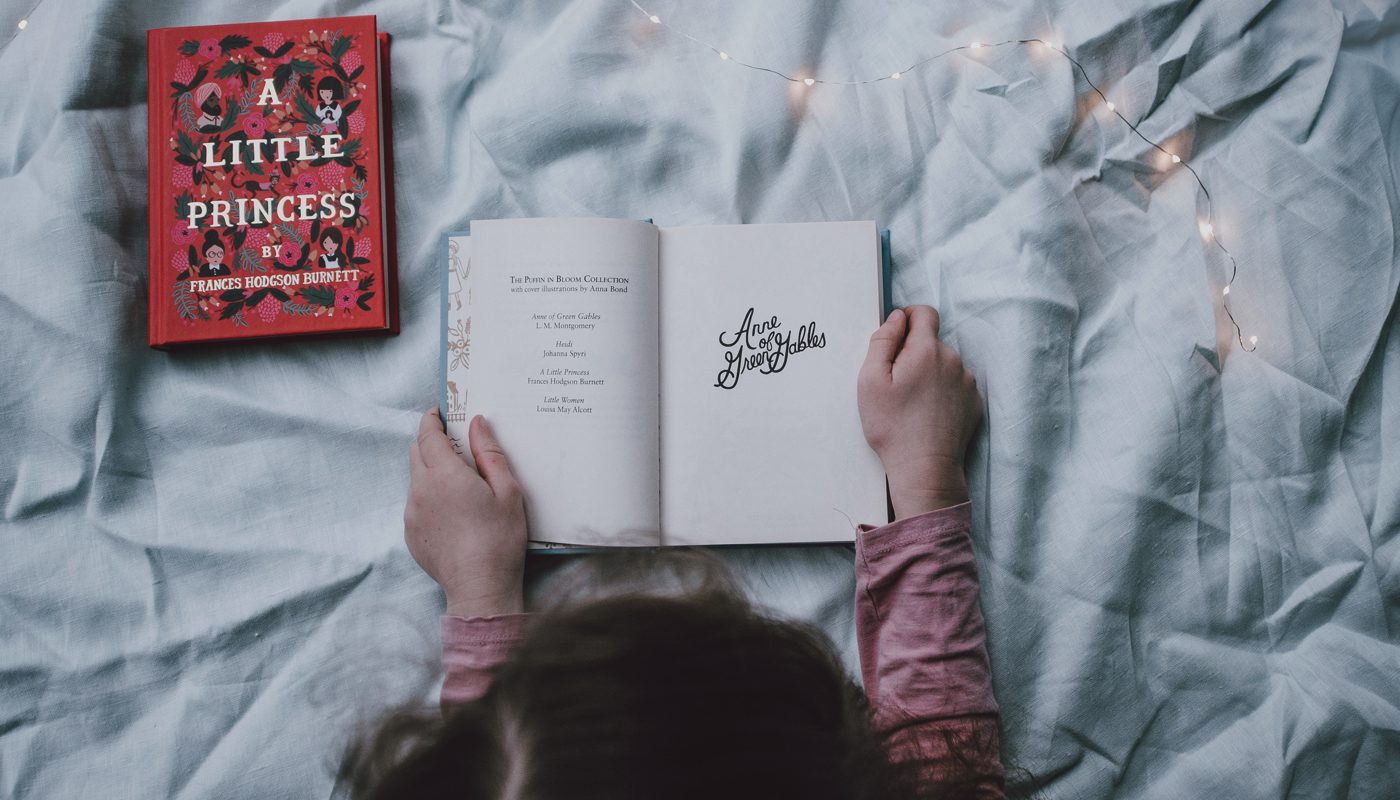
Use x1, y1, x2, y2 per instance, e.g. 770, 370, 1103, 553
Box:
294, 172, 318, 194
242, 114, 267, 138
255, 295, 281, 322
243, 227, 268, 251
262, 32, 285, 51
341, 50, 362, 74
276, 242, 300, 266
296, 219, 313, 241
318, 163, 345, 188
172, 224, 198, 245
354, 239, 371, 259
174, 58, 195, 85
347, 110, 365, 135
172, 164, 193, 188
335, 281, 360, 311
198, 38, 220, 60
171, 250, 189, 272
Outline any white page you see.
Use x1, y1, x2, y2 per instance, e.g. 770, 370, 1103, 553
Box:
443, 234, 581, 552
658, 222, 887, 545
463, 218, 660, 546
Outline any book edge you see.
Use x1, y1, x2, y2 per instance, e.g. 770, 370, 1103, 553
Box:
147, 27, 163, 347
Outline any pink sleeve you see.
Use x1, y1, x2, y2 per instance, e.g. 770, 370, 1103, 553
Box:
440, 613, 531, 710
855, 502, 1004, 798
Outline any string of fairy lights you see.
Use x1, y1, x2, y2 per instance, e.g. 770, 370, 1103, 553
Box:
629, 1, 1257, 352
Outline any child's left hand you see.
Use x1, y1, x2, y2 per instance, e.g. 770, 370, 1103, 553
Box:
404, 410, 527, 618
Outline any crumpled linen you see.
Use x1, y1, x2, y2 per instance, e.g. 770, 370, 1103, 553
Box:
1, 0, 1397, 797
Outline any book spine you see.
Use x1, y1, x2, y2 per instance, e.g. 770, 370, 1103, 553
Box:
147, 28, 163, 348
378, 32, 400, 335
880, 228, 893, 320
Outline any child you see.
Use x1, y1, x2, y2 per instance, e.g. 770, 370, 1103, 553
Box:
196, 230, 230, 277
318, 227, 346, 271
355, 305, 1001, 798
316, 76, 345, 130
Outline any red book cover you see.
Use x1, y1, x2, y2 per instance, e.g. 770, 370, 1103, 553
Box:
146, 16, 398, 348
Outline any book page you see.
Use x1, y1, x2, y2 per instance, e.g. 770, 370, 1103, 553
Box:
444, 235, 579, 552
457, 218, 660, 546
658, 222, 887, 545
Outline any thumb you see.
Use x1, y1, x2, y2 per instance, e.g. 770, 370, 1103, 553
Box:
864, 307, 907, 376
468, 415, 519, 498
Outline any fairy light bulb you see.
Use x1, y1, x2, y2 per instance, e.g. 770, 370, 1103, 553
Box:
628, 0, 1258, 351
17, 18, 28, 29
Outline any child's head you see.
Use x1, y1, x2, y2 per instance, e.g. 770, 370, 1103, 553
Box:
321, 227, 343, 255
196, 83, 221, 116
202, 230, 224, 264
317, 76, 344, 104
344, 587, 910, 799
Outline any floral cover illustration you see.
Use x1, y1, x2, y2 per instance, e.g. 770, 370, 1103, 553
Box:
150, 18, 387, 341
445, 236, 472, 429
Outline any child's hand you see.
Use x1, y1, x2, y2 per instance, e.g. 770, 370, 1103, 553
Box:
405, 411, 527, 618
858, 306, 983, 520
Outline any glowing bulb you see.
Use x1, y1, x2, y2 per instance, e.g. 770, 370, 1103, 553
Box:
1222, 285, 1230, 296
1170, 153, 1182, 163
803, 77, 815, 86
891, 71, 901, 79
1249, 335, 1258, 346
970, 41, 983, 49
719, 51, 729, 60
17, 18, 27, 29
1106, 101, 1116, 112
649, 14, 660, 23
1200, 221, 1214, 239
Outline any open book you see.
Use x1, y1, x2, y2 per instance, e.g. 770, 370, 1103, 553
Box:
441, 218, 890, 547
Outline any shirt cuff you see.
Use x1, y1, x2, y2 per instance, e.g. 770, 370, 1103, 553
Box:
441, 612, 532, 646
440, 613, 533, 707
856, 501, 972, 557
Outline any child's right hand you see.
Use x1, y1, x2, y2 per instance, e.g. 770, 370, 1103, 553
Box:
404, 411, 527, 618
857, 306, 983, 520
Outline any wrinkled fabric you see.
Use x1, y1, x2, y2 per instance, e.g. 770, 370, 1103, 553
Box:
1, 0, 1398, 798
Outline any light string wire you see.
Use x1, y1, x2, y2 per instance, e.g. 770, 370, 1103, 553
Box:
630, 1, 1256, 352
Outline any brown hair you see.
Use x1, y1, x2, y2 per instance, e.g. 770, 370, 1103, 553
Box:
341, 585, 916, 799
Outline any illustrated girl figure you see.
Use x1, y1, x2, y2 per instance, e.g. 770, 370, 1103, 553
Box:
197, 230, 231, 277
318, 228, 345, 271
194, 83, 224, 132
316, 76, 344, 130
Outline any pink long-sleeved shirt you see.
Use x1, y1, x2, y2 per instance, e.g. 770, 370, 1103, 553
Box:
440, 502, 1003, 797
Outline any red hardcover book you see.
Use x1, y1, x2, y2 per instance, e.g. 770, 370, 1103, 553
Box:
146, 16, 398, 348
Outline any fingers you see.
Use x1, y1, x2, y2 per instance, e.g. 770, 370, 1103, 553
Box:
903, 305, 940, 347
417, 408, 460, 468
468, 415, 520, 500
864, 307, 908, 377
